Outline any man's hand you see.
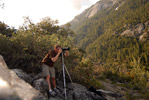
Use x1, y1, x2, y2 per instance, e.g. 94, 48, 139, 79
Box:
58, 48, 62, 54
51, 48, 62, 62
64, 50, 69, 57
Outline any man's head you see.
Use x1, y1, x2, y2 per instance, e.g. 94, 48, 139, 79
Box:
54, 44, 61, 53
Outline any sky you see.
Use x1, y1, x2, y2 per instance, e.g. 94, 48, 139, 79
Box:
0, 0, 99, 29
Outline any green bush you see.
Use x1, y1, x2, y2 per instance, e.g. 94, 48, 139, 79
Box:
0, 17, 74, 74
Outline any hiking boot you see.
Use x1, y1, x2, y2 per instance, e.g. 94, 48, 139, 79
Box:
49, 90, 56, 96
53, 88, 60, 94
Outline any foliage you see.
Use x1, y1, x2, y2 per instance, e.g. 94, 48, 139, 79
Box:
0, 18, 100, 89
71, 0, 149, 48
0, 0, 149, 99
0, 21, 16, 37
69, 0, 149, 99
0, 17, 74, 73
70, 58, 103, 88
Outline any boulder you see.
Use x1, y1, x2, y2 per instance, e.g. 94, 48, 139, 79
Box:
13, 69, 33, 84
134, 23, 145, 36
33, 78, 107, 100
121, 29, 134, 36
0, 77, 21, 100
33, 78, 49, 94
97, 89, 123, 100
67, 83, 106, 100
0, 55, 46, 100
121, 23, 146, 39
33, 73, 44, 80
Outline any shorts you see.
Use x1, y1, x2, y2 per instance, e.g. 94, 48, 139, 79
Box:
42, 64, 55, 77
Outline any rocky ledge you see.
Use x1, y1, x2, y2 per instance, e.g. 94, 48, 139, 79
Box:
0, 55, 124, 100
0, 55, 46, 100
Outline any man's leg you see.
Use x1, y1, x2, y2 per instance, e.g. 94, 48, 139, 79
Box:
49, 67, 56, 88
52, 77, 56, 88
46, 75, 56, 96
42, 64, 51, 89
42, 64, 56, 96
50, 67, 60, 93
52, 77, 60, 93
46, 75, 51, 89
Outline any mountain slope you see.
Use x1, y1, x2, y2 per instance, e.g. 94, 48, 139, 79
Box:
70, 0, 122, 29
69, 0, 148, 48
69, 0, 149, 68
68, 1, 149, 99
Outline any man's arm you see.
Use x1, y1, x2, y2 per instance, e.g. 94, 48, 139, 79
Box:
51, 49, 62, 62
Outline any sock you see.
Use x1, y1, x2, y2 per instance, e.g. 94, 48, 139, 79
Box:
49, 89, 52, 92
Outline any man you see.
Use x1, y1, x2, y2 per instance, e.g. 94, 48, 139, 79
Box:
42, 45, 69, 96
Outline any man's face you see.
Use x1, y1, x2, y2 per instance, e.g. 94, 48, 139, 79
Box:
55, 47, 61, 53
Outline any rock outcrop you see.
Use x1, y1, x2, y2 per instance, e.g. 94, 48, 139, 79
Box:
85, 0, 114, 18
70, 0, 124, 24
121, 22, 149, 41
33, 78, 107, 100
0, 55, 46, 100
13, 69, 33, 84
0, 55, 125, 100
85, 0, 123, 18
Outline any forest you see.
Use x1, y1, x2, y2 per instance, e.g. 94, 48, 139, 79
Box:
70, 0, 149, 99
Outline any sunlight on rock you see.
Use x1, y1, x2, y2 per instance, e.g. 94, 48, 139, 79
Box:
0, 77, 10, 88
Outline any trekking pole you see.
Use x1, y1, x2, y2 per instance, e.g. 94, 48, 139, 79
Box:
61, 52, 67, 100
